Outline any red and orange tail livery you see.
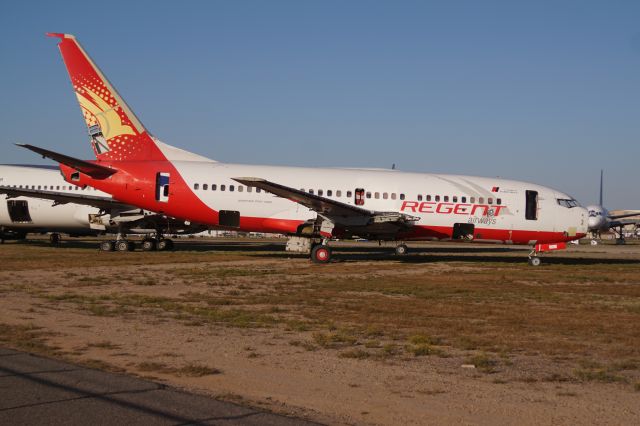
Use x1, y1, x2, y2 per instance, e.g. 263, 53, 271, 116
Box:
47, 33, 163, 162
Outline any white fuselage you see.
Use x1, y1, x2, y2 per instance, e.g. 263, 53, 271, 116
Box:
0, 165, 104, 235
144, 159, 589, 243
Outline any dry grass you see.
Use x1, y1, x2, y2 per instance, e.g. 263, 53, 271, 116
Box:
2, 239, 640, 386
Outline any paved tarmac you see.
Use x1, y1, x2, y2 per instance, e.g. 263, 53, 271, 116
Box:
0, 347, 318, 425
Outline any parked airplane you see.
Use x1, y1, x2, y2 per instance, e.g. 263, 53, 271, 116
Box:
586, 170, 640, 245
0, 164, 204, 249
19, 33, 588, 265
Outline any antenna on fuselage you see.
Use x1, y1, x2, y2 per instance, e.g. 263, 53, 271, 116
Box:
599, 169, 604, 206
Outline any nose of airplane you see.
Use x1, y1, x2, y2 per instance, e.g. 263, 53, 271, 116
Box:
587, 213, 605, 231
577, 207, 589, 234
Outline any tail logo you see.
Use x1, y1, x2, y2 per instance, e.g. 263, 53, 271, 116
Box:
75, 86, 135, 145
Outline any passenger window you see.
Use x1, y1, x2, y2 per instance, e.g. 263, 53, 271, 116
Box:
453, 196, 458, 202
238, 186, 243, 192
470, 197, 475, 203
417, 195, 422, 201
366, 192, 371, 199
257, 188, 261, 193
444, 196, 449, 202
212, 184, 217, 190
374, 192, 380, 199
488, 198, 493, 204
327, 190, 332, 197
435, 195, 440, 202
194, 183, 199, 190
38, 185, 41, 189
247, 186, 252, 193
400, 194, 405, 200
347, 191, 352, 198
461, 196, 466, 203
479, 197, 484, 204
221, 185, 226, 191
497, 198, 501, 205
336, 190, 342, 197
309, 189, 314, 194
383, 193, 388, 200
230, 185, 235, 192
318, 189, 323, 196
56, 186, 60, 190
391, 193, 397, 200
203, 184, 208, 190
426, 195, 431, 201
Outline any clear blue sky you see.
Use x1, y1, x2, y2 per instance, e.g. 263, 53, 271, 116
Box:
1, 1, 639, 208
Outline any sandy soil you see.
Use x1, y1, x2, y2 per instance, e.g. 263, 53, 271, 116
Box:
1, 240, 639, 425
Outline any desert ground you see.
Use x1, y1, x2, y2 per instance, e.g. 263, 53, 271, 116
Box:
1, 237, 639, 425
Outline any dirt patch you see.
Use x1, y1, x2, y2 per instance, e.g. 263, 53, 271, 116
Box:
1, 238, 639, 425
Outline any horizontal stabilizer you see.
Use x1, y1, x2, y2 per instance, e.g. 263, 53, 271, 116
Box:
16, 144, 117, 179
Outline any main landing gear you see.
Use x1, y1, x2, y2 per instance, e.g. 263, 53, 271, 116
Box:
310, 243, 332, 264
99, 227, 174, 252
49, 233, 61, 245
141, 237, 174, 252
395, 243, 408, 256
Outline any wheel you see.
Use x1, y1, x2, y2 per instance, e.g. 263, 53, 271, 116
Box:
310, 245, 332, 264
142, 238, 156, 251
395, 244, 408, 256
590, 240, 598, 246
49, 233, 60, 245
528, 257, 541, 266
116, 240, 130, 252
157, 239, 173, 251
100, 241, 115, 252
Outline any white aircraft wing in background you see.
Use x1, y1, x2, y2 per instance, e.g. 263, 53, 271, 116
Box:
0, 186, 133, 211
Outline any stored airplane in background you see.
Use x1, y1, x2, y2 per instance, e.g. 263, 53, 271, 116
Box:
18, 33, 588, 265
0, 164, 205, 249
586, 170, 640, 244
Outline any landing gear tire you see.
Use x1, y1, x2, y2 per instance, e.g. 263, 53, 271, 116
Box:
310, 245, 332, 264
395, 244, 408, 256
115, 240, 131, 252
157, 238, 174, 251
100, 241, 115, 252
49, 233, 60, 245
141, 238, 156, 251
528, 257, 541, 267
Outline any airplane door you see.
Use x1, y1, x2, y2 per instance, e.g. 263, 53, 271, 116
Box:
7, 200, 32, 223
355, 188, 365, 206
156, 172, 170, 203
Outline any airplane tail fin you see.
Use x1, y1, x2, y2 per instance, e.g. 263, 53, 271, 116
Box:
47, 33, 164, 162
599, 169, 604, 206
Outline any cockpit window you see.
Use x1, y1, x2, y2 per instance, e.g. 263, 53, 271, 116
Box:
557, 199, 580, 208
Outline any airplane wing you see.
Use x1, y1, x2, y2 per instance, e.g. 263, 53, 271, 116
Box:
233, 177, 419, 235
0, 186, 133, 211
608, 212, 640, 220
609, 218, 640, 229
